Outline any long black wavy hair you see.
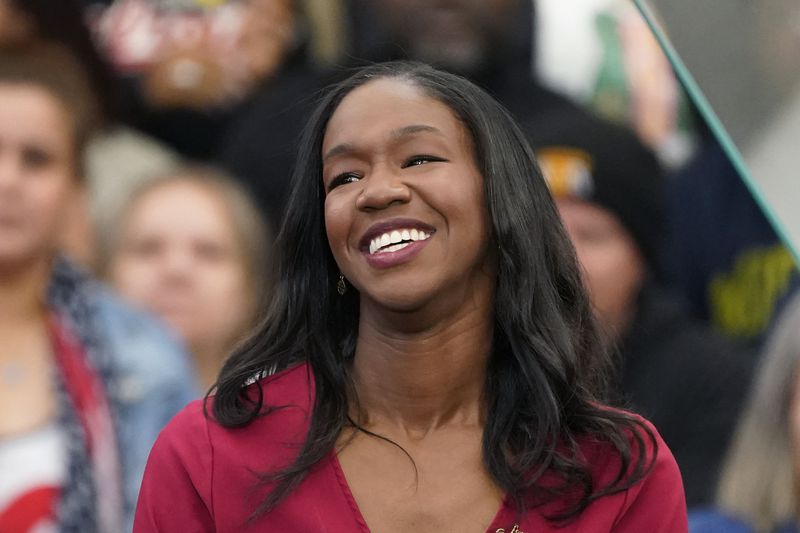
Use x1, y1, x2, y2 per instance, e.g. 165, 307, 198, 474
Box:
212, 61, 655, 521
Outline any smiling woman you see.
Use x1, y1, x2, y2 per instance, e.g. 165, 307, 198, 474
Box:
134, 61, 687, 533
322, 78, 492, 315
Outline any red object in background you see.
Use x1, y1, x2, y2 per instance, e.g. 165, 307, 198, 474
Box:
0, 486, 60, 533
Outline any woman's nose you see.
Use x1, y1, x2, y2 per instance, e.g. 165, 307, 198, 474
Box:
354, 167, 411, 211
159, 248, 195, 283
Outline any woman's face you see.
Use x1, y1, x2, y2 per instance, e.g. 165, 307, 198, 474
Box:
789, 369, 800, 483
241, 0, 295, 83
555, 198, 644, 339
0, 0, 36, 47
322, 78, 493, 313
0, 83, 77, 269
110, 181, 253, 356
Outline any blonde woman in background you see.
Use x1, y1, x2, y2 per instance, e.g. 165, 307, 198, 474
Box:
690, 292, 800, 533
106, 166, 271, 390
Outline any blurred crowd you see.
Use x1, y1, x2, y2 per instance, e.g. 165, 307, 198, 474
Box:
0, 0, 798, 531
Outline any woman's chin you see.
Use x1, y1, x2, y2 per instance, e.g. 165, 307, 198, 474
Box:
360, 288, 433, 315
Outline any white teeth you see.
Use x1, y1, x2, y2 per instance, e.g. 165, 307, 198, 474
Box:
384, 242, 411, 253
368, 228, 433, 255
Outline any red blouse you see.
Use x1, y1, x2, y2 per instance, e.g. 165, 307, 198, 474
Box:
134, 364, 687, 532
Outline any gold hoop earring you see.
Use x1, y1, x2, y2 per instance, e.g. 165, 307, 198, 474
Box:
337, 274, 347, 296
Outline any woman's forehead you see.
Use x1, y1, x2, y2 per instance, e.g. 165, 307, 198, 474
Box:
322, 78, 470, 154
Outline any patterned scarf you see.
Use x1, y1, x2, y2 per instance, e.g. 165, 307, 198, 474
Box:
47, 258, 123, 533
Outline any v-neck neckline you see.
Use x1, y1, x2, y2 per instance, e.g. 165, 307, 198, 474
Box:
327, 449, 519, 533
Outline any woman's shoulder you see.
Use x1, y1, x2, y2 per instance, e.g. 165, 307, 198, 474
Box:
567, 412, 688, 532
245, 361, 316, 405
627, 415, 684, 495
165, 361, 312, 426
134, 363, 317, 530
577, 410, 676, 475
157, 362, 315, 455
597, 412, 684, 492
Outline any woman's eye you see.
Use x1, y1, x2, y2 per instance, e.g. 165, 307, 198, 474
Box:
328, 172, 361, 191
128, 238, 163, 258
194, 241, 229, 262
403, 155, 446, 168
22, 147, 54, 170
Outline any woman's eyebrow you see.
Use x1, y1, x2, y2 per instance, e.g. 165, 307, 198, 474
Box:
322, 125, 444, 162
389, 124, 443, 140
323, 142, 355, 162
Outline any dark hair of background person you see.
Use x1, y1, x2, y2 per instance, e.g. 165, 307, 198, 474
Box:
3, 0, 125, 123
343, 0, 533, 80
0, 42, 100, 178
211, 61, 656, 523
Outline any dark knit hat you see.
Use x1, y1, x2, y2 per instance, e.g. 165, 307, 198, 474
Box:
526, 109, 666, 271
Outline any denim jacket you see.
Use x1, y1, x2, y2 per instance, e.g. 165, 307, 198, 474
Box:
690, 509, 798, 533
94, 287, 200, 530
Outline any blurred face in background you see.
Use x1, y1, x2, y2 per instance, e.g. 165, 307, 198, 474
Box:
0, 0, 36, 47
241, 0, 295, 84
371, 0, 519, 75
110, 179, 254, 360
133, 0, 296, 108
556, 198, 645, 341
0, 83, 79, 271
789, 369, 800, 486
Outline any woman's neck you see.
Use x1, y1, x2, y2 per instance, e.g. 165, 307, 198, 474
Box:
192, 341, 233, 391
0, 257, 51, 324
351, 296, 494, 437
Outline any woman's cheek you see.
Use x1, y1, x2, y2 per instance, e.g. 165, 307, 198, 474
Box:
324, 196, 353, 257
790, 376, 800, 478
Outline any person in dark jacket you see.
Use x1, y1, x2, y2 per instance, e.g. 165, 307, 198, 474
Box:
344, 0, 553, 129
536, 113, 756, 507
